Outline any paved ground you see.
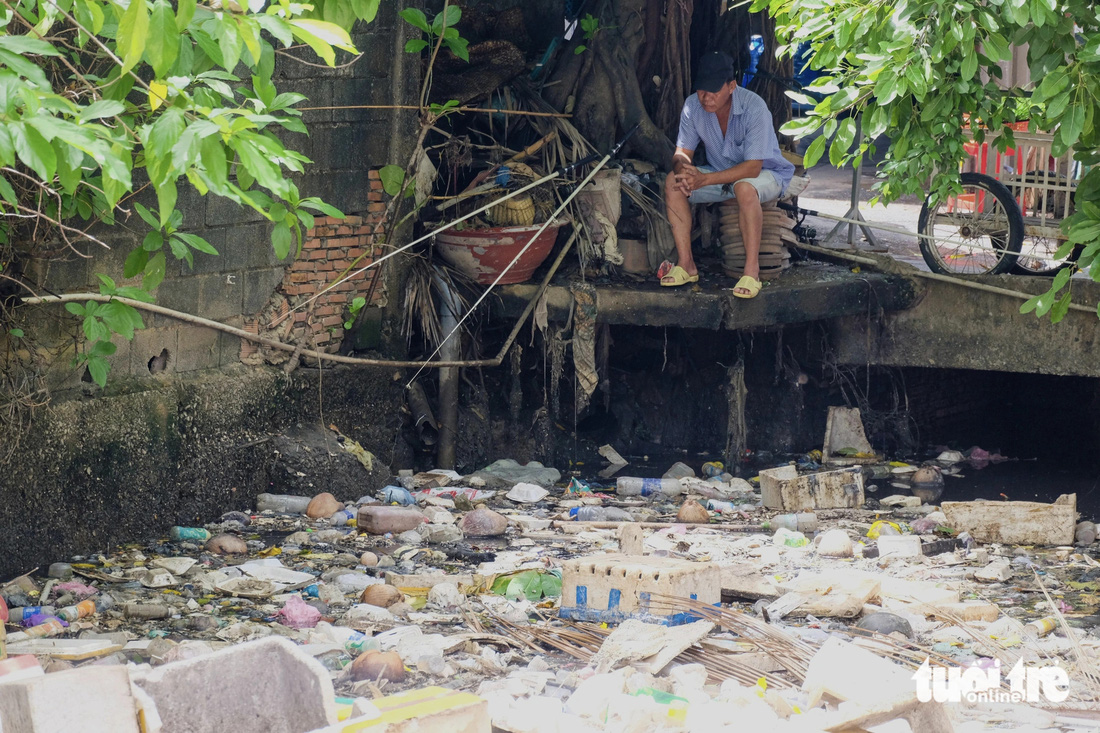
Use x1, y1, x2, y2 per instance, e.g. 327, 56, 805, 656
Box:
796, 156, 928, 269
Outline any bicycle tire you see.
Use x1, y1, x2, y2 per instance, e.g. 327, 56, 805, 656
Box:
918, 172, 1023, 275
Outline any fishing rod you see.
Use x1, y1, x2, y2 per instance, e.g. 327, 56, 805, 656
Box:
272, 149, 607, 327
405, 123, 641, 388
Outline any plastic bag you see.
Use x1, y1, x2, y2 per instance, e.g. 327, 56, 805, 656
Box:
275, 595, 321, 629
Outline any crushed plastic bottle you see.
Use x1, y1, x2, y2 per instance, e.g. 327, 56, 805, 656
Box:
663, 462, 695, 479
764, 512, 818, 533
256, 493, 312, 514
616, 476, 681, 498
357, 506, 427, 535
569, 507, 634, 522
169, 526, 212, 542
701, 461, 725, 478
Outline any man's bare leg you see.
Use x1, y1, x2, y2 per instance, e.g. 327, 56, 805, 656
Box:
734, 181, 762, 294
664, 171, 697, 277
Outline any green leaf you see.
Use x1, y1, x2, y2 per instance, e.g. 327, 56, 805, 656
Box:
8, 329, 23, 338
379, 164, 405, 196
1050, 289, 1073, 323
0, 174, 16, 206
350, 0, 381, 21
175, 232, 218, 254
79, 99, 125, 121
272, 221, 291, 260
155, 178, 177, 226
65, 302, 86, 316
288, 19, 356, 67
134, 202, 160, 229
431, 4, 460, 32
176, 0, 195, 30
124, 247, 149, 278
961, 49, 978, 81
147, 0, 179, 77
1059, 103, 1085, 150
86, 355, 109, 387
11, 122, 56, 181
97, 272, 117, 293
445, 36, 469, 62
144, 251, 167, 290
118, 0, 150, 74
115, 286, 155, 303
404, 38, 428, 53
803, 134, 827, 168
399, 7, 429, 32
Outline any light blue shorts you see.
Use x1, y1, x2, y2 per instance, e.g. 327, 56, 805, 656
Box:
688, 167, 784, 205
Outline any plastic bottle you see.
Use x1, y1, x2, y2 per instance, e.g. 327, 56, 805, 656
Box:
357, 506, 427, 535
125, 604, 172, 620
17, 606, 56, 623
701, 461, 725, 478
8, 618, 65, 642
57, 599, 97, 622
329, 509, 356, 527
616, 477, 681, 498
256, 493, 313, 514
765, 512, 818, 533
47, 563, 73, 581
169, 526, 212, 542
1025, 617, 1057, 638
569, 506, 634, 522
707, 499, 737, 514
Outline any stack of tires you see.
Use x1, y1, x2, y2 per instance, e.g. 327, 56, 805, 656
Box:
719, 198, 796, 278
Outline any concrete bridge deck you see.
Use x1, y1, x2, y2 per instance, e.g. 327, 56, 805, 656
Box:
494, 259, 1100, 379
495, 261, 918, 331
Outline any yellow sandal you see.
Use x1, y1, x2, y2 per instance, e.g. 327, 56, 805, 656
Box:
660, 265, 699, 287
732, 275, 762, 299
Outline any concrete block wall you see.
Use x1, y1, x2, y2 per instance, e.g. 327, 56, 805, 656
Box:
19, 2, 417, 390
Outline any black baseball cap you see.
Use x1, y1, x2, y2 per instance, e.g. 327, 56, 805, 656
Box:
695, 51, 735, 93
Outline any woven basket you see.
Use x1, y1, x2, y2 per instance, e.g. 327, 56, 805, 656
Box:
487, 195, 536, 227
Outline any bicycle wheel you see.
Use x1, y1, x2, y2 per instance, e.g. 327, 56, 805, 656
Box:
1013, 235, 1080, 276
918, 173, 1023, 275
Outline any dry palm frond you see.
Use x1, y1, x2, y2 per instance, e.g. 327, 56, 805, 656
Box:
485, 608, 798, 689
1033, 569, 1100, 701
401, 258, 478, 352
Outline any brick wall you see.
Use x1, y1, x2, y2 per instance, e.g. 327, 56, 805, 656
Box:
242, 172, 387, 360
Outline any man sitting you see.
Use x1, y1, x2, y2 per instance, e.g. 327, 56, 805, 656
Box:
662, 51, 794, 298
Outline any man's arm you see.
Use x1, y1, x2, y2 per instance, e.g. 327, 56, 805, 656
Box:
672, 146, 695, 175
676, 158, 763, 193
698, 159, 763, 186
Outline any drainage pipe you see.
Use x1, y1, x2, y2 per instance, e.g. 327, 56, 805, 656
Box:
432, 267, 462, 468
22, 229, 578, 370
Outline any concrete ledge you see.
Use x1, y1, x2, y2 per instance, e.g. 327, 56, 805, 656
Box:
494, 265, 917, 330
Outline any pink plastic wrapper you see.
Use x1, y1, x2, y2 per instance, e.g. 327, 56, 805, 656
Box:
55, 581, 98, 597
275, 595, 321, 629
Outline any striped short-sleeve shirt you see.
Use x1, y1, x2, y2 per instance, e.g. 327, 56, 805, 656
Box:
675, 86, 794, 193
